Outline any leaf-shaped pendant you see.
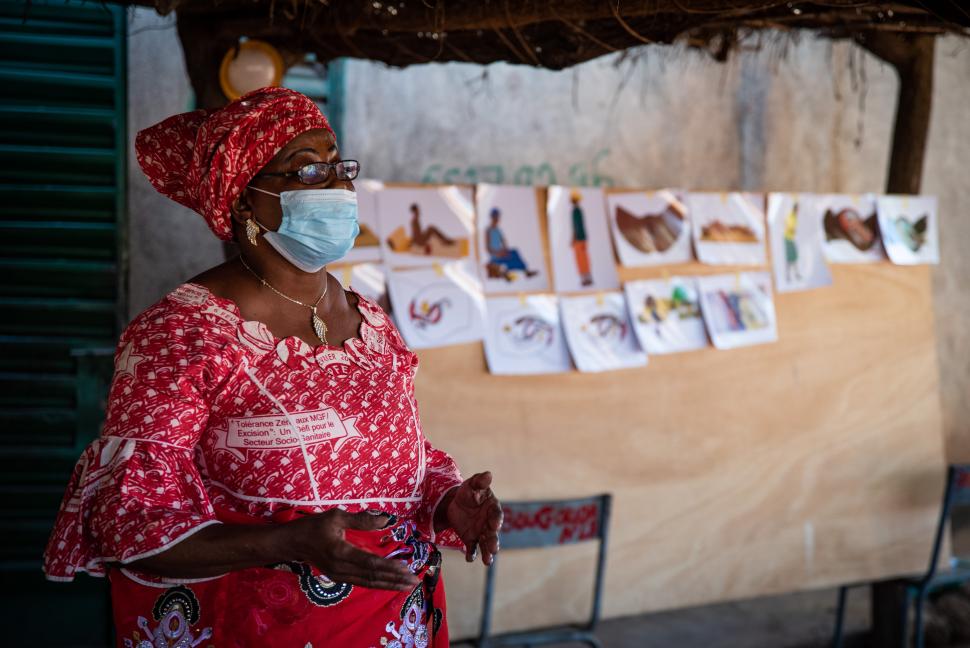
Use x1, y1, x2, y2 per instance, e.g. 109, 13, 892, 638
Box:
311, 311, 328, 345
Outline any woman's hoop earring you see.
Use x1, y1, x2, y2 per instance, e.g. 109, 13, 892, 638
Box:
245, 219, 260, 246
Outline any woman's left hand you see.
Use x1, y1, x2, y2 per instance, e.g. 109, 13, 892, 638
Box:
439, 471, 503, 565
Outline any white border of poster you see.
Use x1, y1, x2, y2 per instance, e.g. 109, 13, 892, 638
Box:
482, 295, 572, 375
560, 292, 647, 372
689, 192, 767, 265
342, 179, 384, 264
546, 186, 620, 293
623, 277, 708, 354
767, 193, 833, 293
810, 193, 885, 264
386, 260, 485, 349
697, 272, 778, 349
605, 189, 692, 267
475, 184, 550, 294
376, 186, 475, 268
877, 194, 940, 265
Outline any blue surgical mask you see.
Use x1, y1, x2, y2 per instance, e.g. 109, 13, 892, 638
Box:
249, 187, 360, 273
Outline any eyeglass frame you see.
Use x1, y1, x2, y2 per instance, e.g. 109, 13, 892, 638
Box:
255, 159, 361, 185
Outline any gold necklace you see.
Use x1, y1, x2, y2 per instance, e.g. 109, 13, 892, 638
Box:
238, 256, 329, 345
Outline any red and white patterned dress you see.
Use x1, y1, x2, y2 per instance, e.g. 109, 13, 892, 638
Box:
43, 283, 464, 647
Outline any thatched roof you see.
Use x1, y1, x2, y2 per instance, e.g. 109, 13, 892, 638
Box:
128, 1, 968, 68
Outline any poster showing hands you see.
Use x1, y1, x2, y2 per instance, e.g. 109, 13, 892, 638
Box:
605, 189, 692, 266
767, 193, 833, 293
476, 184, 549, 294
624, 277, 708, 354
547, 186, 620, 293
377, 186, 475, 267
482, 295, 572, 375
560, 292, 647, 373
809, 193, 885, 263
697, 272, 778, 349
877, 195, 939, 265
689, 192, 767, 265
386, 260, 485, 349
342, 179, 384, 264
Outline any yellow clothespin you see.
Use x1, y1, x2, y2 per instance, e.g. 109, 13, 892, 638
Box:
720, 191, 729, 204
662, 268, 671, 285
432, 262, 445, 277
342, 265, 353, 288
902, 195, 910, 211
518, 292, 528, 306
734, 272, 742, 291
595, 291, 605, 306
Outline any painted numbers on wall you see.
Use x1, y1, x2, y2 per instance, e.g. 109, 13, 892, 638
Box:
421, 148, 615, 187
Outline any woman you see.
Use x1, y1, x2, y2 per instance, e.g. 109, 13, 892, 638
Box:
43, 87, 502, 647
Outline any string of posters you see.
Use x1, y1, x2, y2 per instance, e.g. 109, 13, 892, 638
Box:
340, 181, 939, 375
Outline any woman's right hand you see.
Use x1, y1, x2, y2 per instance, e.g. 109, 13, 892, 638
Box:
285, 510, 420, 591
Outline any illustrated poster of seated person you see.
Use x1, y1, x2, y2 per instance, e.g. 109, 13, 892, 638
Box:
485, 208, 539, 281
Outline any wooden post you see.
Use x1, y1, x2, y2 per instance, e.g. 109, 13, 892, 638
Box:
859, 31, 936, 648
859, 32, 936, 194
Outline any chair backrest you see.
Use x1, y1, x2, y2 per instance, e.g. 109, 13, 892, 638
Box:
924, 464, 970, 581
477, 494, 612, 643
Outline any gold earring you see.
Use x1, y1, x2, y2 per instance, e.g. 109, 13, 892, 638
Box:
245, 219, 259, 246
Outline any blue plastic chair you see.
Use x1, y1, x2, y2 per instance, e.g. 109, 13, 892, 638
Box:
832, 464, 970, 648
466, 493, 612, 648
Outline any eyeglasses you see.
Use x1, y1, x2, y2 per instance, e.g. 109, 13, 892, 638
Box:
256, 159, 360, 185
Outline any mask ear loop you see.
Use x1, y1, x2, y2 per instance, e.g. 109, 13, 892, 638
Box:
245, 185, 279, 235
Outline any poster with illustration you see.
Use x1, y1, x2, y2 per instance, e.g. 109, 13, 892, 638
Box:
482, 295, 572, 375
689, 192, 767, 265
605, 189, 692, 266
559, 292, 647, 373
808, 193, 885, 263
546, 186, 620, 293
623, 277, 708, 354
386, 260, 485, 349
697, 272, 778, 349
766, 193, 833, 293
336, 263, 387, 305
376, 186, 474, 268
342, 179, 384, 264
475, 184, 549, 294
877, 194, 939, 265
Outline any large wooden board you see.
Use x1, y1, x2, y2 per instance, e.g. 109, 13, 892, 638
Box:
411, 250, 945, 636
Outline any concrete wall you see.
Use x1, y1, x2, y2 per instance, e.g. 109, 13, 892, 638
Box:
127, 4, 969, 622
126, 9, 224, 316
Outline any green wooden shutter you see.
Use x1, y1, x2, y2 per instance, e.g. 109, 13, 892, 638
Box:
0, 0, 126, 643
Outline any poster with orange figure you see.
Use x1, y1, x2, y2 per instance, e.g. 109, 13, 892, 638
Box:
482, 295, 572, 375
546, 187, 620, 293
559, 292, 647, 373
376, 186, 475, 268
386, 260, 485, 349
688, 192, 767, 265
341, 179, 384, 264
807, 193, 885, 263
605, 189, 693, 267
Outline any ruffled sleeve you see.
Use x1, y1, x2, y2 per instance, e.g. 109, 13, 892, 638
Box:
43, 290, 236, 581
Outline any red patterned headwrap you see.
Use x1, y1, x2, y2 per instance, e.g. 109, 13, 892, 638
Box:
135, 87, 335, 241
